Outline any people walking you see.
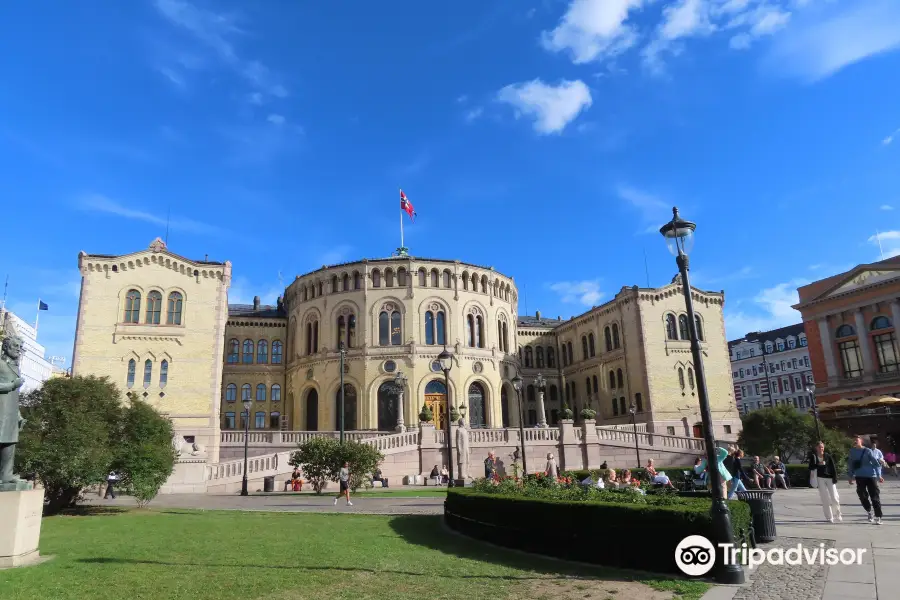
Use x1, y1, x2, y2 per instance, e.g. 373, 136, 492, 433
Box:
809, 441, 842, 523
727, 449, 748, 499
334, 461, 352, 506
104, 471, 118, 499
848, 436, 884, 524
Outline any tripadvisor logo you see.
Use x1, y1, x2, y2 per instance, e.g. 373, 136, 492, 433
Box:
675, 535, 867, 576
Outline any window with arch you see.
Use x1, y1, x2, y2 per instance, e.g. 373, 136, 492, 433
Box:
466, 310, 485, 348
872, 317, 899, 373
462, 272, 469, 291
567, 341, 573, 364
398, 268, 407, 287
588, 333, 596, 357
418, 269, 427, 286
126, 358, 136, 388
318, 281, 323, 296
549, 385, 558, 402
385, 269, 395, 287
257, 340, 268, 364
678, 367, 685, 390
547, 347, 556, 368
306, 320, 319, 354
241, 384, 251, 402
612, 396, 619, 416
143, 360, 152, 388
609, 370, 616, 389
166, 292, 183, 325
665, 314, 677, 340
379, 305, 402, 346
159, 359, 168, 388
337, 315, 347, 348
443, 270, 451, 288
536, 346, 545, 368
872, 316, 892, 330
612, 324, 620, 349
635, 392, 643, 412
331, 275, 338, 293
581, 336, 589, 360
694, 315, 703, 341
271, 384, 281, 402
678, 315, 689, 340
687, 367, 695, 390
837, 330, 862, 378
255, 411, 265, 429
616, 368, 624, 389
527, 385, 535, 403
337, 384, 358, 430
342, 273, 349, 291
303, 287, 309, 301
424, 307, 446, 346
124, 289, 141, 323
592, 375, 598, 395
836, 324, 855, 338
372, 269, 382, 288
524, 346, 533, 367
242, 340, 254, 364
270, 411, 281, 429
225, 383, 236, 402
144, 290, 162, 325
561, 344, 568, 367
227, 339, 239, 363
271, 341, 283, 364
353, 272, 361, 290
256, 384, 266, 402
604, 326, 612, 352
584, 377, 591, 398
431, 269, 439, 287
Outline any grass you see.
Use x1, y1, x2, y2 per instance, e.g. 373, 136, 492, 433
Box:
0, 508, 710, 600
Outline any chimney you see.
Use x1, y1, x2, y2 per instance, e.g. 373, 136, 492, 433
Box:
535, 310, 542, 320
253, 295, 260, 310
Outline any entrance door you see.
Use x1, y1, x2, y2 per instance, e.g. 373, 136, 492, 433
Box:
425, 394, 447, 431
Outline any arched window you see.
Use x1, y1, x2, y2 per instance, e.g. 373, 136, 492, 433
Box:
687, 367, 695, 390
549, 385, 558, 402
475, 315, 483, 348
666, 314, 678, 340
592, 375, 599, 394
257, 340, 268, 364
225, 383, 236, 402
581, 335, 589, 360
547, 347, 556, 368
694, 315, 703, 341
124, 289, 141, 323
241, 383, 251, 402
126, 358, 135, 388
431, 269, 439, 287
678, 368, 685, 390
254, 411, 265, 429
342, 273, 349, 291
443, 270, 451, 288
336, 384, 358, 430
836, 324, 855, 338
303, 287, 309, 301
166, 292, 183, 325
242, 340, 254, 364
561, 344, 568, 367
436, 311, 446, 345
678, 315, 690, 340
271, 384, 281, 402
270, 411, 281, 429
585, 377, 591, 398
425, 311, 435, 345
271, 341, 283, 364
424, 309, 447, 346
462, 272, 469, 290
466, 315, 475, 347
616, 368, 624, 389
468, 382, 486, 428
872, 316, 892, 330
385, 269, 395, 287
256, 384, 267, 401
527, 385, 535, 403
331, 275, 338, 293
398, 268, 407, 287
609, 370, 616, 389
612, 397, 619, 416
391, 310, 401, 345
306, 321, 319, 354
567, 342, 573, 364
376, 381, 399, 431
524, 346, 533, 367
418, 269, 427, 286
481, 275, 488, 293
159, 359, 168, 388
318, 281, 323, 296
635, 393, 643, 412
379, 311, 390, 346
143, 359, 152, 388
372, 269, 381, 288
353, 271, 361, 290
536, 346, 545, 368
337, 315, 347, 348
604, 326, 612, 352
612, 324, 620, 349
347, 314, 357, 348
588, 333, 596, 357
305, 389, 319, 431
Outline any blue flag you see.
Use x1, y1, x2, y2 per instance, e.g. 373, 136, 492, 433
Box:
38, 301, 48, 311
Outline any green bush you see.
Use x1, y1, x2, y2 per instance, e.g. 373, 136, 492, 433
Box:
445, 488, 751, 576
115, 399, 177, 507
289, 437, 384, 494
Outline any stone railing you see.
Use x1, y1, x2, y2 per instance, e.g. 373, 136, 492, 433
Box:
208, 451, 290, 481
594, 426, 704, 451
524, 428, 560, 442
220, 431, 389, 446
468, 428, 509, 444
360, 430, 420, 452
598, 423, 648, 433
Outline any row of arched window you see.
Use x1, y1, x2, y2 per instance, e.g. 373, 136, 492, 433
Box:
224, 383, 282, 402
223, 410, 281, 430
521, 345, 557, 369
665, 314, 704, 342
126, 358, 167, 389
227, 340, 284, 364
678, 366, 696, 391
123, 289, 184, 325
834, 316, 900, 378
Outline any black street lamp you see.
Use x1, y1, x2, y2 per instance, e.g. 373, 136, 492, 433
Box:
339, 342, 346, 444
512, 373, 528, 476
806, 383, 821, 442
628, 401, 641, 468
660, 207, 745, 585
240, 400, 251, 497
438, 346, 455, 487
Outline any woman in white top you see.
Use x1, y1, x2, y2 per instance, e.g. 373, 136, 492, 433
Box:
545, 453, 558, 479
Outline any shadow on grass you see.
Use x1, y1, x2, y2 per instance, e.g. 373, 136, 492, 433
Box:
54, 506, 128, 517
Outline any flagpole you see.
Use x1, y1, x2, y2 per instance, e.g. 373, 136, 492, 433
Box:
400, 208, 405, 249
35, 298, 41, 335
877, 230, 885, 260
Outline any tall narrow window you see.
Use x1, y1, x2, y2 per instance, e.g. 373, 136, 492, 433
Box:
592, 375, 598, 394
838, 339, 863, 378
635, 393, 643, 412
547, 347, 555, 367
143, 359, 152, 388
678, 368, 685, 390
431, 270, 439, 287
694, 315, 703, 341
241, 384, 251, 402
466, 315, 475, 347
270, 411, 281, 429
475, 315, 483, 348
609, 370, 616, 389
536, 347, 545, 368
418, 269, 427, 286
257, 340, 268, 364
525, 346, 533, 368
256, 384, 266, 402
225, 383, 236, 402
306, 323, 313, 354
126, 359, 135, 388
372, 270, 381, 288
605, 326, 612, 352
398, 268, 407, 287
242, 340, 253, 364
462, 273, 469, 290
124, 289, 141, 323
666, 315, 677, 340
443, 271, 451, 287
144, 290, 162, 325
347, 314, 357, 348
379, 311, 390, 346
390, 311, 401, 345
227, 339, 239, 363
613, 397, 619, 416
224, 412, 235, 429
337, 315, 347, 348
561, 344, 568, 367
159, 359, 168, 388
385, 269, 395, 287
425, 311, 435, 345
581, 336, 589, 360
342, 273, 349, 291
612, 324, 620, 349
313, 321, 319, 352
588, 333, 596, 357
687, 367, 695, 390
678, 315, 689, 340
436, 311, 446, 345
354, 272, 361, 289
255, 412, 265, 429
874, 332, 899, 373
616, 368, 624, 389
271, 384, 281, 402
271, 341, 283, 364
166, 292, 183, 325
567, 342, 573, 364
585, 377, 591, 398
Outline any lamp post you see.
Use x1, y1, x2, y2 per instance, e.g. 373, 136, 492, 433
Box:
339, 341, 346, 444
438, 347, 455, 487
240, 400, 251, 496
394, 371, 408, 432
512, 373, 527, 475
660, 207, 745, 585
534, 373, 547, 427
628, 401, 641, 469
806, 383, 821, 442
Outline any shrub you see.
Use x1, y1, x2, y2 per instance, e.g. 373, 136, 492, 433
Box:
115, 399, 177, 507
418, 403, 433, 423
334, 441, 384, 492
445, 488, 751, 576
289, 437, 384, 493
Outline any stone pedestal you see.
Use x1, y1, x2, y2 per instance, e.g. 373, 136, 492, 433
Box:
0, 487, 45, 568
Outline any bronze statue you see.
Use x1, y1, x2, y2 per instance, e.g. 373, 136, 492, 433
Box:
0, 335, 25, 485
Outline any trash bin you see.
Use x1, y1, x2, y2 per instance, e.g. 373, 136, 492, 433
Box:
736, 489, 776, 543
263, 476, 275, 493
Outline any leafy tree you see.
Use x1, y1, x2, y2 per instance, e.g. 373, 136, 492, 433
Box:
115, 399, 177, 507
335, 441, 384, 491
289, 437, 384, 493
17, 376, 123, 513
738, 404, 852, 466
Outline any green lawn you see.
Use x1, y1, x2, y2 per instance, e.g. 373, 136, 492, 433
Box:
255, 488, 448, 498
0, 508, 710, 600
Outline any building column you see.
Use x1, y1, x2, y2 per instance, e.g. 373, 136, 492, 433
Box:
537, 389, 548, 427
396, 389, 405, 432
853, 309, 876, 377
817, 318, 839, 382
890, 301, 900, 346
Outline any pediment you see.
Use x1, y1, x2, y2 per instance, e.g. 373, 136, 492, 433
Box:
821, 269, 900, 299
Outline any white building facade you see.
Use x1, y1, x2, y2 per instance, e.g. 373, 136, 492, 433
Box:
729, 323, 814, 415
1, 308, 55, 394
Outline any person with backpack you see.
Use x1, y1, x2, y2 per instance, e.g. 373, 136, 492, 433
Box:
848, 436, 885, 524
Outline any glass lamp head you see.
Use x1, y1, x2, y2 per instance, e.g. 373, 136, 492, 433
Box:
512, 374, 523, 392
806, 383, 816, 395
659, 207, 696, 257
243, 400, 252, 412
438, 347, 453, 372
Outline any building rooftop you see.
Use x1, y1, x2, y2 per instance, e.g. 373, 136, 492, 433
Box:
728, 323, 806, 349
228, 297, 286, 318
517, 312, 565, 328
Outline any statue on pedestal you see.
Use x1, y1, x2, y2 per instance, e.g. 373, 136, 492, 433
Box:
0, 335, 26, 487
455, 418, 470, 480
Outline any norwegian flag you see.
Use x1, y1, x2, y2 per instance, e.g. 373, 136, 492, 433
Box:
400, 189, 417, 222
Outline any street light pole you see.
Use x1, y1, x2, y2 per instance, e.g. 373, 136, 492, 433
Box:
438, 347, 455, 487
512, 373, 527, 476
240, 400, 251, 496
661, 207, 745, 585
629, 401, 641, 468
806, 383, 821, 442
339, 341, 346, 444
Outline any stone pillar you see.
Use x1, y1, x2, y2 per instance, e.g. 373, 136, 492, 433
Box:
817, 318, 839, 382
581, 419, 602, 469
558, 420, 582, 472
396, 390, 405, 432
0, 488, 45, 567
853, 309, 875, 377
537, 389, 548, 427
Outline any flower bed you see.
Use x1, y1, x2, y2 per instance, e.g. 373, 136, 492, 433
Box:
445, 479, 751, 576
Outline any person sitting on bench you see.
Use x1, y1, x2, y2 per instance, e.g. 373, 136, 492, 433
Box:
429, 465, 441, 486
285, 467, 302, 491
372, 467, 388, 488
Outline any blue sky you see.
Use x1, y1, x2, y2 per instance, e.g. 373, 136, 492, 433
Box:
1, 0, 899, 366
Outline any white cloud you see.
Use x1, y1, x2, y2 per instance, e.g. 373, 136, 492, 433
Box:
540, 0, 645, 64
456, 94, 469, 103
548, 280, 604, 306
868, 231, 900, 259
764, 0, 900, 82
267, 113, 286, 126
725, 279, 807, 338
78, 193, 222, 235
884, 128, 900, 145
496, 79, 592, 134
881, 204, 894, 211
228, 276, 283, 306
615, 184, 671, 233
463, 107, 484, 123
692, 266, 756, 287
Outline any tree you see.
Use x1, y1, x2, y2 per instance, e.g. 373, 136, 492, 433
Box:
289, 437, 384, 494
17, 376, 123, 513
335, 441, 384, 492
116, 399, 177, 507
738, 404, 853, 466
